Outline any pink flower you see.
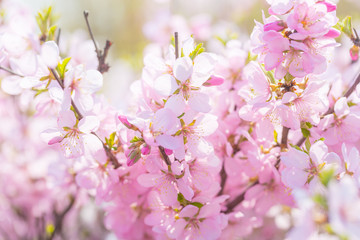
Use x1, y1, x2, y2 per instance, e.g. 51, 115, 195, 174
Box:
281, 141, 341, 189
137, 161, 194, 206
328, 176, 360, 239
319, 97, 360, 145
167, 202, 227, 240
41, 110, 100, 158
287, 2, 337, 38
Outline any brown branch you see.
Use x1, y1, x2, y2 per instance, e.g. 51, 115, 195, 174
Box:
217, 163, 227, 196
56, 28, 61, 46
51, 68, 121, 168
83, 11, 112, 73
159, 146, 171, 166
0, 65, 24, 77
174, 32, 179, 59
280, 127, 290, 149
48, 195, 76, 240
223, 180, 259, 214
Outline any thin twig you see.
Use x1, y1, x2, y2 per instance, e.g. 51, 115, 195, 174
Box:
174, 32, 179, 59
51, 69, 84, 119
0, 65, 24, 77
217, 163, 227, 196
159, 146, 171, 166
51, 68, 121, 168
83, 11, 112, 73
83, 11, 100, 56
56, 28, 61, 45
280, 127, 290, 149
223, 180, 259, 214
48, 195, 76, 240
296, 71, 360, 148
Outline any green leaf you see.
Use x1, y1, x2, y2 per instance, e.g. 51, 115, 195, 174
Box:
177, 193, 188, 206
305, 122, 313, 129
335, 16, 353, 38
177, 112, 185, 119
130, 136, 143, 143
301, 128, 311, 138
342, 16, 353, 38
189, 43, 205, 60
56, 57, 71, 79
312, 194, 328, 209
215, 35, 227, 46
289, 143, 302, 151
190, 202, 204, 208
319, 168, 335, 187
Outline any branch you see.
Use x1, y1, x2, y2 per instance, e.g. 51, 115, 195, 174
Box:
280, 126, 290, 149
51, 68, 121, 168
159, 146, 171, 166
48, 195, 76, 240
174, 32, 179, 59
223, 180, 259, 214
297, 71, 360, 148
217, 163, 227, 196
0, 65, 24, 77
56, 28, 61, 45
83, 11, 112, 73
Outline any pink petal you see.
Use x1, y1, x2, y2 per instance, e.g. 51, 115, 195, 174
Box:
188, 92, 211, 113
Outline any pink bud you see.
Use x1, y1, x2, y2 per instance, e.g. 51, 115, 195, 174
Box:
203, 75, 224, 87
118, 115, 133, 129
318, 1, 337, 12
141, 144, 151, 155
164, 148, 173, 155
350, 45, 359, 62
125, 148, 141, 166
324, 28, 341, 38
264, 20, 287, 32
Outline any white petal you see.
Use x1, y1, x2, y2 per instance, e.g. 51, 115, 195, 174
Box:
41, 41, 60, 68
165, 94, 186, 116
173, 57, 193, 82
1, 75, 22, 95
78, 116, 100, 133
81, 69, 103, 93
154, 74, 178, 96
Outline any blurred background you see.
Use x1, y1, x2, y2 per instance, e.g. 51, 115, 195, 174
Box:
11, 0, 360, 109
13, 0, 360, 67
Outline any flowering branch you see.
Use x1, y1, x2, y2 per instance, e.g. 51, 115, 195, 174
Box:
297, 71, 360, 147
51, 68, 121, 168
83, 10, 112, 73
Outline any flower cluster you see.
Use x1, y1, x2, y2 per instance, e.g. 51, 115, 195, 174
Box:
1, 0, 360, 239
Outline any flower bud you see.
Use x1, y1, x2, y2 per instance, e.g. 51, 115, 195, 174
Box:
264, 20, 287, 32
